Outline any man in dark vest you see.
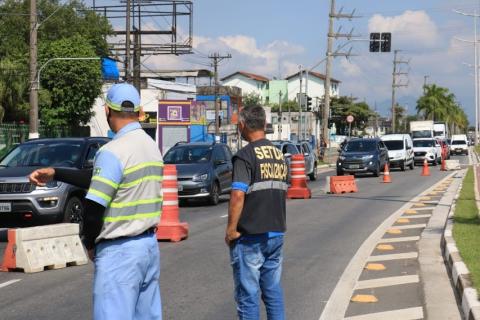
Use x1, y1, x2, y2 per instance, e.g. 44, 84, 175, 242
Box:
225, 105, 288, 320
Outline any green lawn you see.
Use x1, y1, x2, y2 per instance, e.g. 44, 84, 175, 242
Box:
453, 167, 480, 293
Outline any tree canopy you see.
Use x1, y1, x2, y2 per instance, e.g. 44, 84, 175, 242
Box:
0, 0, 112, 125
330, 96, 375, 135
416, 84, 468, 133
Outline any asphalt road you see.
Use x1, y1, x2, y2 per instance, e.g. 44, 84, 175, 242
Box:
0, 155, 468, 320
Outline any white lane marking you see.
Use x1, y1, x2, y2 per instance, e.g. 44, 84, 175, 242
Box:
344, 307, 424, 320
220, 214, 228, 218
400, 214, 432, 219
391, 224, 427, 230
355, 275, 419, 290
367, 252, 419, 262
379, 236, 420, 243
0, 279, 21, 288
411, 206, 436, 211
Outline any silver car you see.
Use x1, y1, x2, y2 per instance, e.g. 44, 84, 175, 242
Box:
0, 137, 109, 229
296, 141, 318, 181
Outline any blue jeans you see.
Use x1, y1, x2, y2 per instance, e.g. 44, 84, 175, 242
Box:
93, 233, 162, 320
229, 235, 285, 320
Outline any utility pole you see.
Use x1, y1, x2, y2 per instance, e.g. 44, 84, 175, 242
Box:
298, 67, 303, 140
29, 0, 38, 139
323, 0, 359, 148
278, 90, 283, 140
125, 0, 132, 82
423, 75, 429, 94
454, 7, 480, 144
209, 52, 231, 138
391, 50, 409, 132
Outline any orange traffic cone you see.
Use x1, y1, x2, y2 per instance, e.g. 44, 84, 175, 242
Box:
421, 158, 430, 176
441, 156, 447, 171
383, 163, 392, 183
156, 164, 189, 242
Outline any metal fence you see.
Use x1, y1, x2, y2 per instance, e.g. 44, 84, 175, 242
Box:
0, 124, 90, 157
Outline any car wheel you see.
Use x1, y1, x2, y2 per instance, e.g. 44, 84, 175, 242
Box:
309, 164, 318, 181
179, 199, 188, 207
433, 157, 438, 166
409, 160, 414, 170
401, 161, 406, 171
373, 162, 380, 177
336, 169, 344, 176
208, 181, 220, 206
63, 196, 84, 233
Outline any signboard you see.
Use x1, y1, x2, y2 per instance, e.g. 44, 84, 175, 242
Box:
191, 101, 207, 125
347, 115, 354, 123
158, 101, 191, 124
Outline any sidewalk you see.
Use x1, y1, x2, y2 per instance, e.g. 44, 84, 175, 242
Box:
440, 151, 480, 320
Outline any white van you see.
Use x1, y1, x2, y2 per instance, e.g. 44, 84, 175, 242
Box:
381, 134, 415, 171
451, 134, 469, 155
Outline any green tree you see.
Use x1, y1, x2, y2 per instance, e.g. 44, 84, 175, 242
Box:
243, 93, 262, 108
39, 35, 101, 127
416, 84, 468, 133
0, 0, 112, 123
270, 100, 299, 113
330, 96, 375, 135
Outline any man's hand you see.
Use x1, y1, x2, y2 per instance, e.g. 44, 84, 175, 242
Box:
225, 229, 241, 246
87, 249, 95, 262
29, 168, 55, 186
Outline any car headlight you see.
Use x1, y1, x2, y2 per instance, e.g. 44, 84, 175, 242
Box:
362, 155, 374, 160
35, 180, 60, 190
339, 156, 346, 160
192, 173, 208, 182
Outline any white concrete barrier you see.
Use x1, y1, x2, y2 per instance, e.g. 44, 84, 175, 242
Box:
445, 160, 461, 171
1, 223, 87, 273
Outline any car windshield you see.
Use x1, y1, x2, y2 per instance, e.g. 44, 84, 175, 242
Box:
452, 140, 467, 145
413, 140, 434, 148
164, 146, 212, 164
383, 140, 403, 151
0, 142, 82, 167
344, 140, 376, 152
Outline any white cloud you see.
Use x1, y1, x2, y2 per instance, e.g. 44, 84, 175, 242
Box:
138, 34, 304, 78
369, 10, 440, 48
340, 59, 361, 77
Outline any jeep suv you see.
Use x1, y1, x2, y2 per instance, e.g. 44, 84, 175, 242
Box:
0, 137, 110, 228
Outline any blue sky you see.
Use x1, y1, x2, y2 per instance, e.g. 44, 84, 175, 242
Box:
90, 0, 480, 123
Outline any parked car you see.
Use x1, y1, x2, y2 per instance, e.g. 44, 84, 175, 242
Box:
413, 139, 440, 165
0, 137, 110, 228
336, 138, 389, 177
163, 142, 233, 205
450, 134, 469, 155
381, 134, 414, 171
271, 140, 301, 182
296, 141, 318, 181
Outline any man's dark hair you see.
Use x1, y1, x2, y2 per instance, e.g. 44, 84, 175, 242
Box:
239, 105, 266, 131
110, 101, 139, 118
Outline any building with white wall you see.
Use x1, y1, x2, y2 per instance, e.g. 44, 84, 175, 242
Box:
221, 71, 269, 103
286, 71, 340, 102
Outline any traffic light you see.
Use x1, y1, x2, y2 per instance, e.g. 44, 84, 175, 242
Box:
381, 32, 391, 52
306, 96, 312, 111
369, 33, 380, 52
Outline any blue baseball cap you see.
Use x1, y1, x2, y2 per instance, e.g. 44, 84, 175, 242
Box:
105, 83, 141, 112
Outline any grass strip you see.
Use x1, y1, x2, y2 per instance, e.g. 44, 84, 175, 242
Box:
453, 167, 480, 293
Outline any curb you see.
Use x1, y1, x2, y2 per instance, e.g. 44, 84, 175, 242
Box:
441, 166, 480, 320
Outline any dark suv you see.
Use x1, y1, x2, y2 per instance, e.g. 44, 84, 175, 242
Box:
163, 142, 233, 205
0, 137, 110, 227
336, 138, 389, 177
